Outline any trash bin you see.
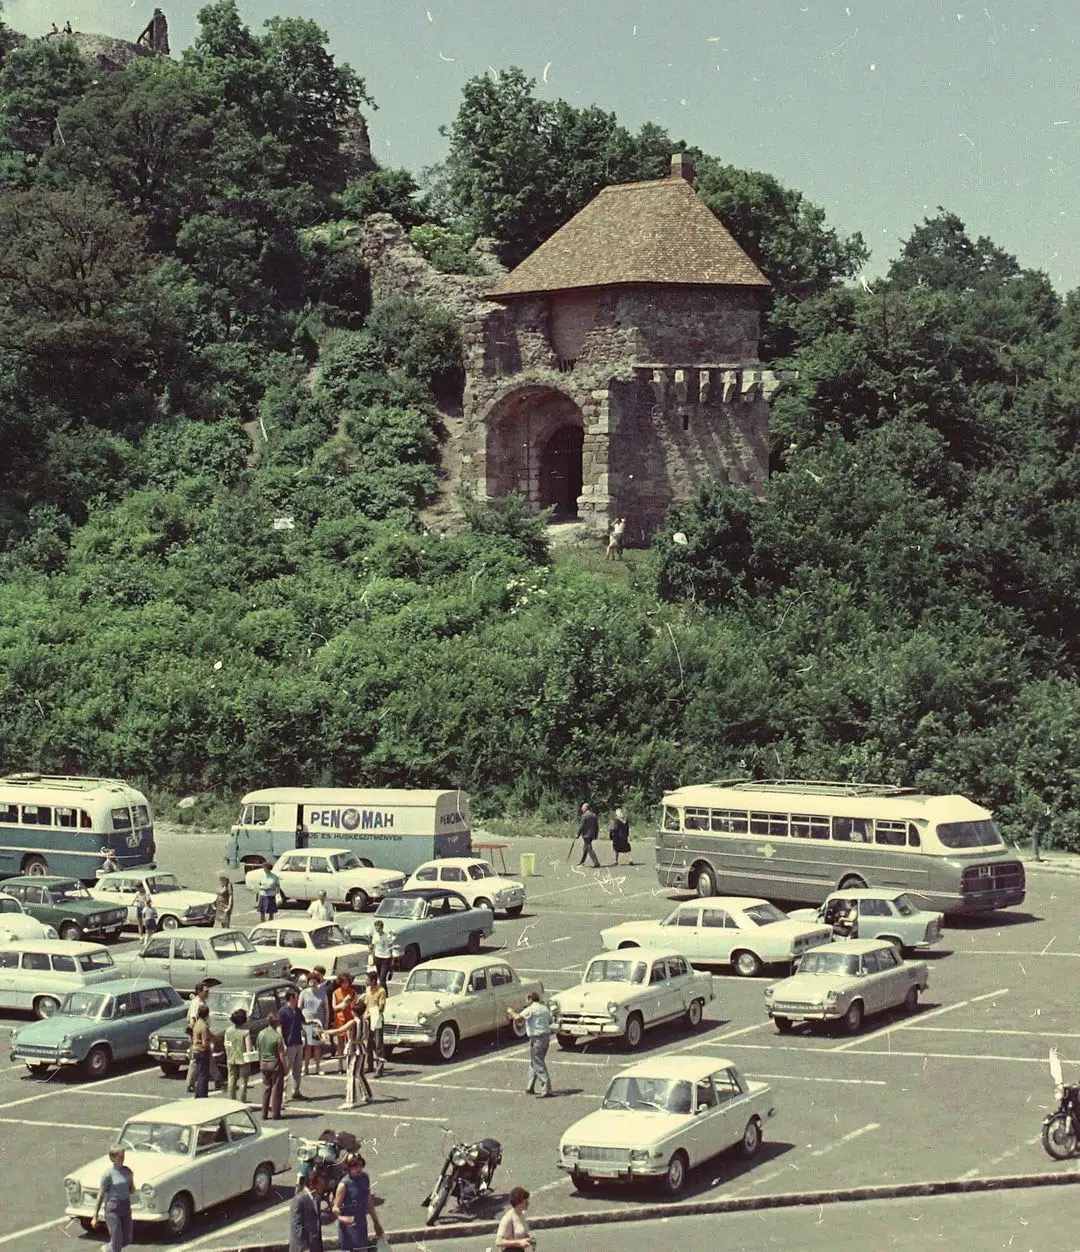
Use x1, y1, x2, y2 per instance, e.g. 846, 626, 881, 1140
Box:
520, 852, 536, 877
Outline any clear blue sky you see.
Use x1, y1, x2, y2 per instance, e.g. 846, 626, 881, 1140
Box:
11, 0, 1080, 289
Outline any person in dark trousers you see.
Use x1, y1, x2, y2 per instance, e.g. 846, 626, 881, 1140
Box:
91, 1145, 134, 1251
191, 1004, 212, 1098
609, 807, 632, 866
278, 987, 306, 1101
258, 1012, 286, 1119
289, 1169, 326, 1252
577, 802, 600, 867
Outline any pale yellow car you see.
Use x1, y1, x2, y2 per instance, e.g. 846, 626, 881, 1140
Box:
382, 954, 542, 1061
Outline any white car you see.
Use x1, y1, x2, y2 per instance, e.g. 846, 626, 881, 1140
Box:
63, 1097, 291, 1238
247, 918, 374, 980
0, 940, 120, 1018
89, 872, 216, 930
0, 892, 58, 942
405, 857, 525, 917
551, 949, 714, 1051
244, 848, 406, 912
600, 896, 833, 977
559, 1054, 776, 1195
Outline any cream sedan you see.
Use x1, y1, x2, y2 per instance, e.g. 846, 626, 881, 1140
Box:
382, 954, 542, 1061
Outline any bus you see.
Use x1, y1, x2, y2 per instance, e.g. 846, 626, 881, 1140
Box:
0, 774, 156, 883
655, 779, 1026, 914
226, 787, 472, 876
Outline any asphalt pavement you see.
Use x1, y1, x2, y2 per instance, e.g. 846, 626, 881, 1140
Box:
0, 828, 1077, 1251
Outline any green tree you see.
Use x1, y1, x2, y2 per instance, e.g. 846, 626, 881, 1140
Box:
0, 37, 90, 154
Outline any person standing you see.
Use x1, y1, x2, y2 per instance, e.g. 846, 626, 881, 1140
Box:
362, 969, 387, 1077
224, 1008, 252, 1103
91, 1145, 134, 1252
185, 983, 210, 1093
215, 875, 234, 927
333, 1153, 385, 1251
307, 890, 335, 922
190, 1003, 212, 1098
278, 987, 307, 1101
256, 863, 280, 922
605, 516, 626, 560
257, 1012, 286, 1120
289, 1170, 325, 1252
369, 920, 395, 988
142, 898, 158, 937
319, 1013, 372, 1109
133, 885, 148, 938
609, 807, 632, 866
99, 848, 119, 875
577, 802, 600, 868
495, 1186, 535, 1251
507, 991, 552, 1097
331, 973, 357, 1073
300, 971, 327, 1077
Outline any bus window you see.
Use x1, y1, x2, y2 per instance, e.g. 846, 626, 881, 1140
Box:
21, 805, 51, 826
133, 805, 150, 827
875, 820, 907, 847
684, 808, 710, 831
908, 824, 921, 848
791, 814, 830, 840
749, 812, 788, 837
56, 807, 77, 829
711, 809, 748, 833
832, 817, 872, 843
111, 808, 132, 832
80, 810, 93, 829
0, 804, 15, 823
662, 806, 681, 832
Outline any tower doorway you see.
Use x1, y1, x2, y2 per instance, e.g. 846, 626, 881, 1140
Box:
539, 425, 584, 518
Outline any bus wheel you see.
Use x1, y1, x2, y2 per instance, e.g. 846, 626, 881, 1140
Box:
21, 856, 47, 877
838, 874, 867, 891
694, 865, 717, 898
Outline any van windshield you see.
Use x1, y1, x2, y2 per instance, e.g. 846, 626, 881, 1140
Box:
936, 820, 1003, 849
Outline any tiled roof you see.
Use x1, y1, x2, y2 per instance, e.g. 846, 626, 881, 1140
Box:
488, 175, 770, 300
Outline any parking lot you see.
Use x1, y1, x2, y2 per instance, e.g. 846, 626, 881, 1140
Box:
0, 829, 1078, 1250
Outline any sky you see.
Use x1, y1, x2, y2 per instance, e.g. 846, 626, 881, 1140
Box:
8, 0, 1080, 289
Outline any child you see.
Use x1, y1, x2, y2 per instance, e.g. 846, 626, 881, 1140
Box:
142, 898, 158, 937
224, 1008, 252, 1102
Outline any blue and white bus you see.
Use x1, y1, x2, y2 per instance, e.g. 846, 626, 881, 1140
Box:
0, 774, 156, 883
226, 787, 472, 876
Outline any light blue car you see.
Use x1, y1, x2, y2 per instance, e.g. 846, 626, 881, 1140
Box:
10, 977, 187, 1079
344, 888, 495, 971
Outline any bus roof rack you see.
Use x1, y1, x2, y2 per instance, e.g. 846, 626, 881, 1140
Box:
705, 779, 921, 798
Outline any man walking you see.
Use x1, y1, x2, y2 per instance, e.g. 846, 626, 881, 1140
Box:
185, 983, 210, 1093
257, 1012, 287, 1120
577, 802, 600, 868
289, 1169, 325, 1252
278, 988, 307, 1102
369, 919, 395, 988
507, 991, 552, 1097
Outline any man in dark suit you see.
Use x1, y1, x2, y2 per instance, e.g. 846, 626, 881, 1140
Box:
290, 1171, 326, 1252
577, 802, 600, 868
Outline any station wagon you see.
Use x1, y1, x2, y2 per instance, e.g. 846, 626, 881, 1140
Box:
0, 940, 120, 1018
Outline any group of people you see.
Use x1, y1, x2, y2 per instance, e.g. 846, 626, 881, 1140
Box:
573, 802, 632, 867
46, 20, 73, 36
96, 851, 236, 933
291, 1151, 386, 1252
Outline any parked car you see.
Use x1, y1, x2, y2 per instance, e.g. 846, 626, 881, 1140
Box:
0, 940, 120, 1018
558, 1054, 776, 1196
0, 876, 127, 942
113, 928, 291, 994
243, 848, 406, 913
382, 954, 542, 1062
0, 892, 58, 941
344, 889, 495, 971
11, 978, 186, 1078
89, 872, 216, 931
788, 889, 944, 952
764, 938, 930, 1034
247, 918, 373, 981
63, 1097, 291, 1237
551, 949, 713, 1052
149, 979, 297, 1076
600, 896, 833, 978
404, 858, 526, 917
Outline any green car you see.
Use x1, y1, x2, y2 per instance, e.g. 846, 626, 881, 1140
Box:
1, 876, 127, 942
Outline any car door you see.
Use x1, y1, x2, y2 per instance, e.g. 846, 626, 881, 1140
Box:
137, 935, 174, 981
665, 956, 695, 1017
463, 965, 495, 1036
171, 937, 209, 992
855, 950, 886, 1012
138, 988, 180, 1055
699, 907, 742, 963
644, 958, 668, 1024
0, 950, 19, 1008
439, 865, 470, 902
305, 855, 335, 903
487, 964, 519, 1027
276, 855, 309, 901
19, 951, 52, 1009
193, 1119, 235, 1207
20, 885, 48, 926
858, 898, 891, 941
710, 1067, 749, 1152
690, 1076, 724, 1164
277, 928, 310, 973
110, 992, 144, 1056
251, 988, 280, 1033
871, 945, 907, 1008
224, 1109, 263, 1173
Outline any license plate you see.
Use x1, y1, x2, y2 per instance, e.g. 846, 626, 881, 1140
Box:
566, 1025, 592, 1035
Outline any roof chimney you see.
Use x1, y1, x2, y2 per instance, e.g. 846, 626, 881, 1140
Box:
670, 152, 694, 182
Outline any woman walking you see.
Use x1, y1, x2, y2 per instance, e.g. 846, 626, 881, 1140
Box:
224, 1008, 252, 1102
91, 1146, 135, 1252
495, 1186, 535, 1251
330, 972, 357, 1074
362, 969, 387, 1077
332, 1153, 385, 1250
319, 1012, 372, 1109
215, 875, 234, 927
609, 807, 632, 866
300, 971, 328, 1077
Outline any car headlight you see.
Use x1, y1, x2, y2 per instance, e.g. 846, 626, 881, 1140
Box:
562, 1144, 580, 1159
416, 1014, 429, 1026
606, 1001, 620, 1016
140, 1184, 156, 1204
251, 966, 270, 977
825, 991, 839, 1005
148, 1034, 160, 1049
763, 986, 774, 998
64, 1178, 80, 1201
629, 1149, 650, 1163
87, 914, 104, 926
45, 926, 58, 939
60, 1034, 73, 1048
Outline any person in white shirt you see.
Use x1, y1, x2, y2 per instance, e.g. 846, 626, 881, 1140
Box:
307, 891, 335, 922
507, 991, 552, 1097
369, 920, 396, 988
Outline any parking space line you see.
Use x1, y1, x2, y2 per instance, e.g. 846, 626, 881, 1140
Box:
418, 1046, 527, 1083
721, 1041, 1075, 1064
0, 1217, 69, 1247
809, 1122, 879, 1156
952, 949, 1080, 958
181, 1196, 294, 1252
323, 1107, 453, 1124
381, 1162, 421, 1178
0, 1064, 155, 1113
752, 1074, 886, 1086
958, 1134, 1042, 1179
909, 1026, 1080, 1039
0, 1115, 115, 1131
831, 988, 1010, 1053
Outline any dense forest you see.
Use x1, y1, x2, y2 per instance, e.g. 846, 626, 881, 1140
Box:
2, 1, 1080, 847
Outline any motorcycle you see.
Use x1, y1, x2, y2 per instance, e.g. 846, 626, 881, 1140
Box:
422, 1137, 502, 1225
294, 1129, 360, 1203
1043, 1048, 1080, 1159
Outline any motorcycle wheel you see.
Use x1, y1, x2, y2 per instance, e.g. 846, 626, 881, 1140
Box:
1042, 1114, 1078, 1159
425, 1174, 453, 1226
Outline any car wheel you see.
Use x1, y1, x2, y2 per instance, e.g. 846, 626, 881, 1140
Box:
505, 904, 524, 917
58, 922, 82, 942
348, 889, 369, 913
556, 1033, 580, 1050
474, 897, 493, 913
33, 995, 60, 1019
662, 1150, 689, 1196
84, 1044, 111, 1080
251, 1162, 275, 1200
436, 1022, 459, 1061
165, 1191, 194, 1238
773, 1015, 794, 1034
160, 914, 180, 930
694, 865, 717, 898
467, 931, 483, 954
623, 1012, 644, 1050
740, 1116, 763, 1158
880, 935, 904, 957
684, 998, 703, 1028
842, 1000, 865, 1035
159, 1063, 183, 1077
401, 945, 421, 972
22, 856, 47, 877
511, 1016, 528, 1039
838, 874, 867, 891
732, 949, 764, 978
904, 986, 920, 1014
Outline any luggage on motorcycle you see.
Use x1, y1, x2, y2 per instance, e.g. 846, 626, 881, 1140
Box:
320, 1129, 359, 1152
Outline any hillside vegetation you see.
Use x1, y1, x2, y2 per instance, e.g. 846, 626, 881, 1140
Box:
2, 3, 1080, 847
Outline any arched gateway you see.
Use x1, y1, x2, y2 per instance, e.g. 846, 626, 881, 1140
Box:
482, 384, 587, 518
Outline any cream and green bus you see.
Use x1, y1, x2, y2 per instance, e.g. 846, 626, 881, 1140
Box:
655, 780, 1025, 914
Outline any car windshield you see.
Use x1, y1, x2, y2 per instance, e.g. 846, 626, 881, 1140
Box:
49, 883, 90, 902
145, 875, 181, 894
584, 959, 647, 985
208, 988, 254, 1016
602, 1076, 693, 1114
377, 897, 424, 920
330, 853, 363, 872
310, 925, 350, 949
210, 932, 255, 957
405, 968, 465, 994
797, 951, 859, 976
936, 820, 1003, 849
59, 991, 111, 1019
892, 895, 918, 916
741, 903, 787, 926
118, 1121, 192, 1155
467, 863, 494, 880
0, 897, 21, 915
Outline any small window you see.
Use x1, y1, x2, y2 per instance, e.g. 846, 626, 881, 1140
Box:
712, 1070, 742, 1102
711, 809, 748, 833
225, 1110, 258, 1142
22, 886, 45, 905
791, 814, 830, 840
0, 951, 18, 969
279, 856, 306, 873
21, 805, 51, 826
253, 992, 278, 1018
701, 908, 730, 928
860, 899, 892, 918
142, 937, 172, 959
195, 1121, 229, 1154
447, 895, 468, 912
675, 908, 700, 927
684, 807, 711, 831
0, 803, 17, 823
442, 867, 466, 882
649, 962, 667, 984
876, 947, 900, 969
280, 931, 306, 950
3, 886, 23, 902
111, 808, 132, 832
79, 951, 115, 972
174, 939, 202, 961
489, 966, 512, 987
133, 805, 150, 827
308, 858, 330, 874
113, 994, 135, 1016
251, 805, 271, 825
0, 898, 17, 915
662, 806, 681, 832
749, 812, 788, 837
80, 810, 93, 830
667, 956, 688, 978
470, 970, 488, 992
875, 820, 907, 847
55, 807, 77, 829
22, 952, 50, 972
832, 817, 873, 843
696, 1080, 717, 1110
908, 823, 921, 848
250, 929, 278, 948
51, 955, 77, 973
414, 866, 438, 882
